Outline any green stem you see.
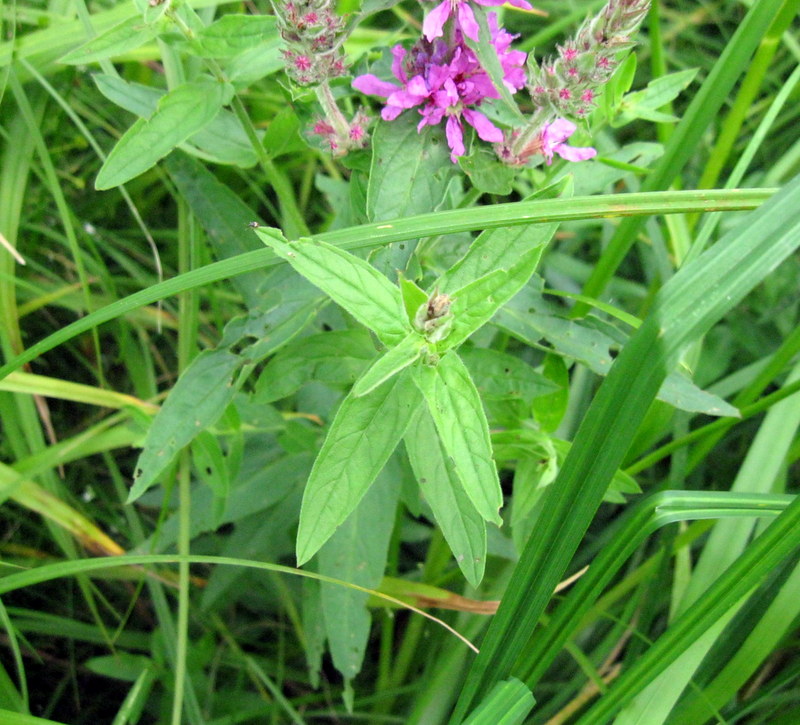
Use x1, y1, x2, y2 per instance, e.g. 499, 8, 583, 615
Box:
171, 452, 192, 725
228, 94, 309, 238
625, 376, 800, 476
166, 7, 308, 238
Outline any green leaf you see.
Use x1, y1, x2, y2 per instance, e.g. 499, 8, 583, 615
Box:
191, 430, 230, 500
443, 244, 544, 351
296, 371, 421, 565
508, 436, 558, 554
366, 111, 452, 224
94, 75, 258, 168
398, 273, 429, 325
95, 79, 234, 189
366, 113, 453, 274
462, 678, 535, 725
459, 347, 558, 401
59, 16, 158, 64
498, 284, 741, 417
225, 39, 285, 84
405, 406, 487, 587
165, 152, 276, 306
301, 579, 326, 688
254, 330, 378, 403
459, 147, 517, 195
255, 229, 409, 345
351, 333, 426, 397
84, 653, 151, 682
615, 68, 699, 127
319, 464, 399, 681
531, 353, 569, 433
129, 348, 243, 502
437, 179, 570, 293
413, 353, 502, 525
187, 15, 278, 58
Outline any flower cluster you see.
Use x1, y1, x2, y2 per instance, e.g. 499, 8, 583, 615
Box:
275, 0, 651, 167
273, 0, 348, 86
353, 19, 526, 162
526, 0, 652, 120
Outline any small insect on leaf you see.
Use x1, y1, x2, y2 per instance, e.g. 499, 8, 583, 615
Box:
247, 221, 260, 229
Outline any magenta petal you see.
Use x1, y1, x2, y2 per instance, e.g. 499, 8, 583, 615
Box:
386, 89, 426, 109
463, 109, 503, 142
352, 74, 398, 98
390, 45, 408, 83
406, 75, 430, 96
456, 3, 481, 41
545, 118, 577, 144
505, 0, 534, 9
446, 115, 465, 160
555, 144, 597, 162
422, 0, 451, 41
381, 106, 404, 121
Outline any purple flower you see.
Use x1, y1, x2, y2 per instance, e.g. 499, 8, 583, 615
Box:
423, 0, 534, 42
539, 119, 596, 164
352, 24, 525, 162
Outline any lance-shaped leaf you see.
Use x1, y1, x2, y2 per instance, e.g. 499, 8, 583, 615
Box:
60, 16, 159, 65
186, 15, 277, 58
296, 371, 421, 565
442, 245, 545, 351
319, 464, 399, 683
413, 353, 502, 525
129, 349, 243, 503
437, 178, 570, 294
351, 332, 426, 397
256, 228, 409, 345
95, 79, 234, 189
406, 407, 487, 587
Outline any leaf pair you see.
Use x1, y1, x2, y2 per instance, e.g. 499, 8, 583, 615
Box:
257, 225, 550, 583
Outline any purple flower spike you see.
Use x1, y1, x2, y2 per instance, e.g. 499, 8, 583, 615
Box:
540, 119, 596, 164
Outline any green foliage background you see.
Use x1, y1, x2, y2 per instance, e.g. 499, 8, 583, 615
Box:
0, 0, 799, 722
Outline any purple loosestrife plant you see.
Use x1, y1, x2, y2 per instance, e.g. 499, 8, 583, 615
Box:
275, 0, 651, 168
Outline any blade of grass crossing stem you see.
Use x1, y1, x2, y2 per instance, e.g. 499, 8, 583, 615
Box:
573, 0, 786, 316
0, 190, 773, 384
451, 175, 800, 720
